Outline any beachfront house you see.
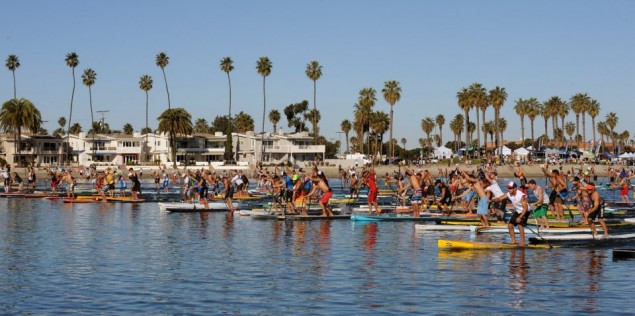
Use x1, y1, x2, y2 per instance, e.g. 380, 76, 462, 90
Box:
233, 128, 325, 165
0, 133, 65, 166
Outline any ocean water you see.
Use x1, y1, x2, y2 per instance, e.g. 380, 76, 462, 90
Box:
0, 180, 634, 314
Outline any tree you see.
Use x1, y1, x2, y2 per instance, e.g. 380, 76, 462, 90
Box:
605, 112, 618, 153
341, 119, 352, 154
65, 52, 79, 163
304, 109, 321, 138
469, 82, 487, 151
514, 98, 528, 144
354, 87, 377, 154
540, 99, 552, 142
69, 123, 82, 135
193, 118, 210, 133
123, 123, 134, 135
369, 111, 389, 159
569, 93, 590, 149
401, 138, 407, 151
269, 109, 281, 133
449, 114, 464, 151
498, 117, 507, 146
256, 56, 272, 162
421, 117, 435, 147
587, 99, 600, 146
157, 107, 193, 168
82, 68, 97, 157
457, 87, 471, 156
0, 98, 42, 166
483, 120, 495, 151
305, 60, 323, 141
382, 80, 401, 158
155, 52, 171, 109
210, 115, 231, 134
565, 121, 576, 141
5, 55, 20, 98
139, 74, 153, 162
220, 57, 235, 161
526, 98, 541, 147
234, 111, 255, 133
488, 86, 507, 153
435, 114, 445, 145
58, 117, 66, 134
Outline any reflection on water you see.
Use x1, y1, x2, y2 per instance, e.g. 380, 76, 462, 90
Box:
0, 199, 633, 314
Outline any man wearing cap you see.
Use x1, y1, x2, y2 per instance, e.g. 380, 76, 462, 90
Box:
586, 183, 608, 238
492, 181, 529, 246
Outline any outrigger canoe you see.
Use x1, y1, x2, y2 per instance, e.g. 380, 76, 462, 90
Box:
437, 239, 556, 250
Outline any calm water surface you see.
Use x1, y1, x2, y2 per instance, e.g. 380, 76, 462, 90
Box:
1, 180, 634, 314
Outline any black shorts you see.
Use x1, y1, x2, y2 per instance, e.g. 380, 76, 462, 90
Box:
549, 190, 557, 206
285, 190, 294, 202
508, 211, 529, 227
225, 187, 234, 199
108, 184, 115, 191
132, 183, 140, 192
199, 187, 208, 198
588, 205, 605, 221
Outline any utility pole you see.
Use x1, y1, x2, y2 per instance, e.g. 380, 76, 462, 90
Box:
96, 110, 110, 133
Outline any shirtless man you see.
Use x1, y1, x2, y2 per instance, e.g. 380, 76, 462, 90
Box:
587, 183, 609, 238
434, 179, 453, 215
542, 165, 568, 221
308, 170, 334, 217
221, 174, 235, 213
362, 167, 382, 214
460, 170, 490, 227
404, 169, 423, 217
60, 170, 75, 198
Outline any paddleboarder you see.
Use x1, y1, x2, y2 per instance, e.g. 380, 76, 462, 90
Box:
308, 169, 334, 217
542, 165, 568, 221
404, 168, 423, 217
460, 170, 490, 227
492, 182, 529, 246
587, 183, 609, 238
527, 180, 550, 230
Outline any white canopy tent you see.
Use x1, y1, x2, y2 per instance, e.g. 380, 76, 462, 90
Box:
497, 146, 512, 156
513, 147, 530, 161
433, 146, 453, 159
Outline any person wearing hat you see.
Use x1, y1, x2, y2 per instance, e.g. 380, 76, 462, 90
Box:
492, 181, 529, 246
362, 165, 382, 214
586, 183, 608, 238
307, 169, 334, 217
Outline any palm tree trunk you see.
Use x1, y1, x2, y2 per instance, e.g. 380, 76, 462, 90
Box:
89, 87, 95, 159
481, 109, 486, 154
520, 115, 525, 145
12, 71, 16, 99
543, 118, 548, 143
345, 132, 349, 153
162, 68, 171, 109
530, 119, 535, 148
582, 115, 587, 150
261, 77, 266, 163
145, 91, 149, 163
67, 67, 76, 164
313, 79, 317, 142
226, 72, 233, 161
575, 114, 580, 150
464, 110, 470, 158
591, 117, 596, 145
476, 108, 481, 152
389, 104, 394, 158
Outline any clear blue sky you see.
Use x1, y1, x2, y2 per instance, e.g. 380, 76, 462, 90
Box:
3, 0, 634, 151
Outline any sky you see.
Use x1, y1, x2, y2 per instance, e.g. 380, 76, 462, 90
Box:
2, 0, 634, 152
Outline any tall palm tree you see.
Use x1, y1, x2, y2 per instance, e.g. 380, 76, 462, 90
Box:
354, 87, 377, 154
341, 119, 352, 154
304, 109, 321, 138
0, 98, 42, 165
569, 93, 590, 149
597, 121, 608, 147
557, 100, 570, 148
514, 98, 528, 144
269, 109, 281, 133
526, 99, 541, 148
305, 61, 323, 141
65, 52, 79, 163
450, 114, 464, 151
587, 99, 600, 146
421, 117, 435, 146
456, 87, 471, 153
382, 80, 401, 158
540, 99, 553, 143
468, 82, 487, 151
435, 114, 445, 146
498, 117, 508, 146
82, 68, 97, 157
605, 112, 618, 153
155, 52, 171, 109
488, 86, 507, 152
401, 138, 407, 152
157, 107, 193, 168
220, 57, 234, 160
369, 111, 389, 159
256, 57, 272, 162
482, 120, 495, 151
543, 97, 565, 146
139, 74, 153, 162
5, 55, 20, 98
565, 122, 576, 141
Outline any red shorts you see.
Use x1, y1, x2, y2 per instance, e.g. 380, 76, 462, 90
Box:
320, 191, 333, 205
368, 188, 378, 203
621, 186, 629, 196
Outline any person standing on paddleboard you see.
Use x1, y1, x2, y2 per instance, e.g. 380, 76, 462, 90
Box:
459, 170, 490, 227
542, 165, 568, 221
527, 180, 550, 230
587, 183, 609, 238
492, 181, 529, 246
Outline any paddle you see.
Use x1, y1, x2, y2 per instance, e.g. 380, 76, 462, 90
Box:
525, 223, 553, 249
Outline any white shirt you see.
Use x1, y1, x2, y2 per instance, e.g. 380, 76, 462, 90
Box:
486, 182, 505, 198
507, 190, 527, 213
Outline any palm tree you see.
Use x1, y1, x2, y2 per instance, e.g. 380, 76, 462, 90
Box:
155, 52, 171, 109
468, 122, 476, 148
0, 98, 42, 165
65, 52, 79, 163
56, 117, 66, 138
435, 114, 445, 145
234, 111, 255, 133
5, 55, 20, 98
341, 119, 352, 154
421, 117, 435, 146
123, 123, 134, 135
449, 114, 464, 151
597, 121, 608, 147
354, 87, 377, 154
220, 56, 234, 160
305, 61, 323, 141
456, 87, 471, 154
469, 82, 487, 151
370, 111, 389, 159
488, 86, 507, 152
482, 120, 495, 151
69, 123, 82, 135
269, 109, 281, 133
256, 56, 272, 163
526, 99, 541, 148
139, 74, 153, 162
605, 112, 618, 154
587, 99, 600, 146
556, 100, 570, 148
540, 100, 552, 143
382, 80, 401, 158
82, 68, 97, 157
498, 117, 507, 146
401, 138, 407, 152
193, 118, 209, 133
569, 93, 590, 149
304, 109, 321, 138
565, 122, 576, 141
157, 107, 193, 168
514, 98, 528, 144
